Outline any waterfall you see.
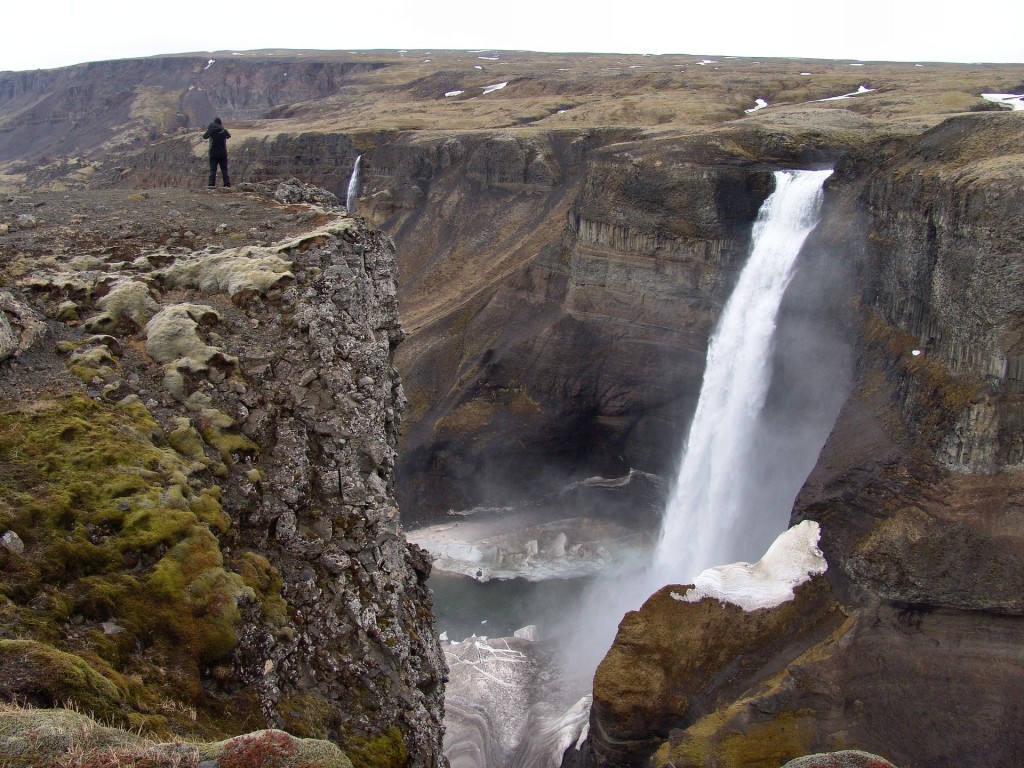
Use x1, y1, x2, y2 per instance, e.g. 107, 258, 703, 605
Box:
346, 154, 362, 212
437, 169, 847, 768
557, 167, 838, 689
652, 169, 832, 583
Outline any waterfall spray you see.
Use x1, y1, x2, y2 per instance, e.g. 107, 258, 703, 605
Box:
652, 169, 832, 584
559, 169, 834, 682
346, 155, 362, 212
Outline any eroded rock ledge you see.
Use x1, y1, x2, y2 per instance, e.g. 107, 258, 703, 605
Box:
0, 181, 445, 767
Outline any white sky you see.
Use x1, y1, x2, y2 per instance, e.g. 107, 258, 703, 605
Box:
3, 0, 1023, 72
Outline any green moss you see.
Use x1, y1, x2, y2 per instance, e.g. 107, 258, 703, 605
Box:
167, 418, 210, 463
194, 406, 259, 464
280, 693, 336, 739
0, 394, 277, 739
715, 712, 814, 767
862, 312, 984, 455
0, 640, 125, 725
145, 525, 251, 663
238, 552, 288, 628
191, 486, 230, 533
343, 727, 409, 768
654, 706, 814, 768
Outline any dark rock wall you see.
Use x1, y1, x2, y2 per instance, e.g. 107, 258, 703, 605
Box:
853, 113, 1024, 471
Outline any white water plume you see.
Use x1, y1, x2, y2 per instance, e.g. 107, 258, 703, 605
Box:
652, 168, 832, 583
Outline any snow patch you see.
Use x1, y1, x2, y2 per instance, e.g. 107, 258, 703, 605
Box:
445, 90, 465, 98
982, 93, 1024, 110
482, 81, 508, 95
671, 520, 827, 611
479, 56, 500, 60
745, 98, 769, 113
204, 59, 215, 70
814, 85, 876, 102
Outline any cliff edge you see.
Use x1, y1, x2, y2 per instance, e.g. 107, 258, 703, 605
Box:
0, 180, 446, 767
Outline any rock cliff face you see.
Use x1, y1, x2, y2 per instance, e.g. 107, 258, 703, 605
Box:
369, 128, 843, 521
0, 182, 445, 767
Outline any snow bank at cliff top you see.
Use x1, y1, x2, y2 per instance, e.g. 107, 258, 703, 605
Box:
982, 93, 1024, 110
672, 519, 827, 611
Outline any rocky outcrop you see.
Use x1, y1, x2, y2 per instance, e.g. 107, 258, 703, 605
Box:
587, 577, 843, 767
0, 182, 445, 766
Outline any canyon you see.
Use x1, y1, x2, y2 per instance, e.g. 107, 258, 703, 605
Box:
1, 49, 1024, 767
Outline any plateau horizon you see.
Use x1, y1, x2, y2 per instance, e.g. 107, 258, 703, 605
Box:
6, 0, 1023, 72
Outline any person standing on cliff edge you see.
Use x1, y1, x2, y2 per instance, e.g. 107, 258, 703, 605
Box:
202, 117, 231, 187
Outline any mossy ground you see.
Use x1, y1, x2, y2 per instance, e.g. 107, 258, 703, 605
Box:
0, 394, 274, 739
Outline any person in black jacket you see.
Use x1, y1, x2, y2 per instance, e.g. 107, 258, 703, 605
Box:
202, 117, 231, 187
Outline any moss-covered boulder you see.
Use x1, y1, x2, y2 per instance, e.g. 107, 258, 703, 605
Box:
588, 576, 843, 766
143, 303, 238, 399
0, 707, 354, 767
0, 640, 124, 722
157, 247, 294, 303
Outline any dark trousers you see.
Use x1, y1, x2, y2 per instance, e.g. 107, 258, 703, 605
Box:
208, 156, 230, 187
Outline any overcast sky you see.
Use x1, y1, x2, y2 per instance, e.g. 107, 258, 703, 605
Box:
4, 0, 1023, 72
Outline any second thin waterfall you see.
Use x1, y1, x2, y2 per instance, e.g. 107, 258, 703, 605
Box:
346, 155, 362, 212
652, 168, 833, 584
